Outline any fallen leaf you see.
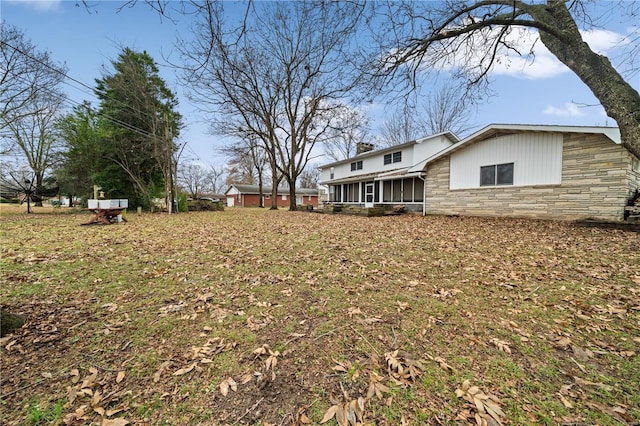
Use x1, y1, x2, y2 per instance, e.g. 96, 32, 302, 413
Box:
101, 419, 129, 426
153, 361, 171, 382
571, 345, 593, 361
320, 405, 339, 424
396, 301, 410, 312
91, 388, 102, 407
490, 338, 512, 354
558, 394, 573, 408
456, 380, 505, 426
81, 366, 98, 389
434, 356, 454, 373
219, 377, 238, 396
116, 371, 125, 383
173, 362, 197, 376
573, 376, 614, 392
70, 368, 80, 384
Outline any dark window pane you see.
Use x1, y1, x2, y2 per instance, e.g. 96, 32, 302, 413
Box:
384, 154, 392, 165
392, 180, 402, 202
357, 161, 363, 170
414, 178, 424, 202
350, 162, 356, 171
480, 165, 496, 186
402, 178, 413, 202
383, 181, 391, 202
333, 185, 341, 201
393, 151, 402, 163
496, 163, 514, 185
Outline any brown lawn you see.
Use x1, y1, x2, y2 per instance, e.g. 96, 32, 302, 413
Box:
0, 207, 638, 425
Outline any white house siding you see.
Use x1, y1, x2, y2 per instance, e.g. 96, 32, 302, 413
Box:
413, 135, 456, 164
450, 133, 562, 189
425, 133, 634, 221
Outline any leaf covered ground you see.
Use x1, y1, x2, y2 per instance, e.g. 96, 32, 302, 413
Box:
0, 207, 639, 425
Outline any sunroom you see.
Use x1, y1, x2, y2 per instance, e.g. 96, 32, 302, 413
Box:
326, 169, 425, 212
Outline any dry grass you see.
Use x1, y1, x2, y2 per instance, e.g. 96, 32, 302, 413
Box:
0, 208, 638, 425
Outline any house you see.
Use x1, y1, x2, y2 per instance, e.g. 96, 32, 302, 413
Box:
319, 124, 640, 221
225, 183, 319, 208
409, 124, 640, 221
318, 133, 459, 212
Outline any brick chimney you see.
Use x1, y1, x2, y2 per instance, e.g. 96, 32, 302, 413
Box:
356, 142, 374, 155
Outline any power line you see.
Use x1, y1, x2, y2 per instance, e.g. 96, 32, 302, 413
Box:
5, 71, 159, 141
1, 37, 179, 141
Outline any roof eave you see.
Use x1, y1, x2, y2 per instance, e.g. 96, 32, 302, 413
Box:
409, 123, 622, 171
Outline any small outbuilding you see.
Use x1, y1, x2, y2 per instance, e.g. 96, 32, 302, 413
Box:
225, 184, 319, 208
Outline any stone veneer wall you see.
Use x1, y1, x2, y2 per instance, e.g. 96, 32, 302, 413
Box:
424, 133, 637, 221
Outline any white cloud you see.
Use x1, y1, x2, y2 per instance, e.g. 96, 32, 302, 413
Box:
494, 27, 631, 80
424, 23, 631, 81
7, 0, 61, 13
581, 28, 630, 54
543, 102, 585, 117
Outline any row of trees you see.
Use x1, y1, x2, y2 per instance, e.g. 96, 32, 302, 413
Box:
1, 23, 66, 204
164, 0, 640, 209
1, 24, 183, 211
2, 14, 456, 211
3, 0, 639, 212
175, 2, 479, 210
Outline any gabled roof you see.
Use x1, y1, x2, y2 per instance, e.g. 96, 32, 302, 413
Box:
319, 131, 459, 169
226, 184, 318, 196
408, 123, 621, 173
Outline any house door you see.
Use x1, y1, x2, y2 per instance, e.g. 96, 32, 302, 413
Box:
365, 183, 374, 208
226, 196, 235, 207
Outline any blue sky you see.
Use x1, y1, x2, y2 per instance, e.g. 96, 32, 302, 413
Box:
2, 0, 639, 168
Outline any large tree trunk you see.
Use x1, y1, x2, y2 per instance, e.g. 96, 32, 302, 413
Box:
270, 163, 279, 210
257, 170, 264, 208
289, 182, 297, 211
532, 1, 640, 158
35, 173, 43, 207
270, 185, 278, 209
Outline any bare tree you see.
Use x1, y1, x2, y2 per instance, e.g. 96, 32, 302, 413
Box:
206, 165, 225, 194
423, 85, 474, 136
224, 157, 256, 186
298, 167, 320, 189
222, 136, 269, 205
378, 106, 426, 147
178, 163, 209, 199
178, 1, 365, 210
5, 89, 65, 206
322, 104, 370, 162
0, 23, 66, 130
371, 1, 640, 158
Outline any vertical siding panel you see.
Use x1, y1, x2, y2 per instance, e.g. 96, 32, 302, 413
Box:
450, 132, 562, 189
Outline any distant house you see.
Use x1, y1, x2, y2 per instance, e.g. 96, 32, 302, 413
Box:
319, 134, 459, 212
319, 124, 640, 221
225, 184, 319, 208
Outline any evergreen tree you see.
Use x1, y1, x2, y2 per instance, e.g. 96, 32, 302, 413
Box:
94, 48, 182, 209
